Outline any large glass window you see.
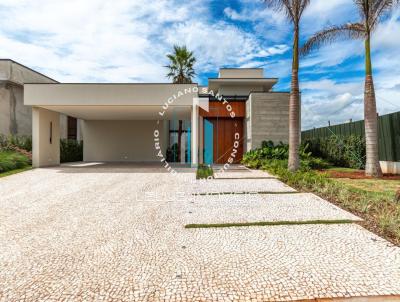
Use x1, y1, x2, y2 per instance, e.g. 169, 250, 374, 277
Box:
167, 120, 191, 163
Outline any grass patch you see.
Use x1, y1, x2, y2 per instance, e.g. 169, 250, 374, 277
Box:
196, 164, 214, 179
0, 151, 31, 174
0, 166, 32, 178
194, 191, 300, 196
185, 219, 355, 229
325, 167, 361, 173
335, 178, 400, 199
246, 159, 400, 245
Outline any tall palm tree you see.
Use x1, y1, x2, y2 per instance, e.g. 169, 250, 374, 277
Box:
301, 0, 399, 177
165, 45, 196, 84
264, 0, 311, 171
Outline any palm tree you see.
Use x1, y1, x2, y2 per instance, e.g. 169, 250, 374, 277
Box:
264, 0, 311, 171
301, 0, 399, 177
165, 45, 196, 84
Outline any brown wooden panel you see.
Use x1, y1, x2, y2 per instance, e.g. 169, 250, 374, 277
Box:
200, 101, 245, 118
206, 118, 244, 164
67, 116, 77, 140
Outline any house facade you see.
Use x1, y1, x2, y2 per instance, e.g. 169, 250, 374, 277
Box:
24, 68, 291, 168
0, 59, 81, 140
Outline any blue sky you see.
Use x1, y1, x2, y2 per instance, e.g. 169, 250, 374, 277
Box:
0, 0, 399, 129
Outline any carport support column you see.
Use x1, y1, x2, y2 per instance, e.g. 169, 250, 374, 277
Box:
191, 104, 199, 167
32, 107, 60, 168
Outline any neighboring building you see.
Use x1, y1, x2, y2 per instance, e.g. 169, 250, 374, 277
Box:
0, 59, 80, 140
24, 68, 291, 168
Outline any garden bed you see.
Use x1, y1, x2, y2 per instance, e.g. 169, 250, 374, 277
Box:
322, 167, 400, 180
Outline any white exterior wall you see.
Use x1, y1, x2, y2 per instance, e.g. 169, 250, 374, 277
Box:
219, 69, 264, 79
82, 120, 166, 162
32, 107, 60, 167
380, 161, 400, 175
217, 85, 264, 95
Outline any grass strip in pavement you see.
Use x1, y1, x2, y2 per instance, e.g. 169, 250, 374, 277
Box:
193, 191, 300, 196
185, 219, 355, 229
213, 177, 277, 180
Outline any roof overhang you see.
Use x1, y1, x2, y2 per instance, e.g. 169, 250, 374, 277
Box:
208, 78, 278, 93
39, 105, 191, 120
25, 83, 197, 120
25, 83, 198, 106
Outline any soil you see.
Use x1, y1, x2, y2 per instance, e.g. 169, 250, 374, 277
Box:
322, 169, 400, 180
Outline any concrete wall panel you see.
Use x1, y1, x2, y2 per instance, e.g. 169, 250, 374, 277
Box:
82, 120, 166, 162
248, 92, 290, 149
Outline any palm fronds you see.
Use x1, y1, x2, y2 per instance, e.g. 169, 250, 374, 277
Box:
301, 23, 366, 55
165, 45, 196, 84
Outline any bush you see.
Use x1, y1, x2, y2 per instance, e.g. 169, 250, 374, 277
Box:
304, 135, 365, 169
0, 135, 32, 152
60, 139, 83, 163
196, 164, 214, 179
0, 151, 31, 173
242, 141, 330, 171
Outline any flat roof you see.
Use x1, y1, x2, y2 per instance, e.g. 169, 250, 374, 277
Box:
25, 83, 198, 107
208, 78, 278, 92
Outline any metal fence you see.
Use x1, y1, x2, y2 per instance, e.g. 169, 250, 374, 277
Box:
302, 111, 400, 162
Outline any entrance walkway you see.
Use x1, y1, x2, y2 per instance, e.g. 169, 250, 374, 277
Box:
0, 164, 399, 301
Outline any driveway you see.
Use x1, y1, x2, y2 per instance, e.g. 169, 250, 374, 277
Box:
0, 163, 400, 302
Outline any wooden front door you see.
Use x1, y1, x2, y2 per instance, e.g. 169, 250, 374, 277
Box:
206, 118, 244, 164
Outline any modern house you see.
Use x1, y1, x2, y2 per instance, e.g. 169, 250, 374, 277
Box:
24, 68, 291, 167
0, 59, 81, 140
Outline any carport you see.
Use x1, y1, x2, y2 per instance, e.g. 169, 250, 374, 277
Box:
24, 83, 200, 168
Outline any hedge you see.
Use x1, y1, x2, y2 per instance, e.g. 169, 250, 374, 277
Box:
303, 135, 366, 169
60, 139, 83, 163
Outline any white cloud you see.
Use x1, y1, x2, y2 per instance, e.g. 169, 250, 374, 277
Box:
0, 0, 289, 83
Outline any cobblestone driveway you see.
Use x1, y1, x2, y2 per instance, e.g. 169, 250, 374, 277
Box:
0, 163, 399, 302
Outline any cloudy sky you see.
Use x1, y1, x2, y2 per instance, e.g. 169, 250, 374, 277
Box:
0, 0, 399, 129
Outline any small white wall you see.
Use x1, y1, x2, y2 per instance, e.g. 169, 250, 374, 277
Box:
380, 161, 400, 175
218, 85, 264, 95
219, 69, 264, 79
32, 107, 60, 167
82, 120, 166, 162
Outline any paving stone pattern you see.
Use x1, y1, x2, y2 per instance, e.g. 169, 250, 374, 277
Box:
0, 164, 399, 302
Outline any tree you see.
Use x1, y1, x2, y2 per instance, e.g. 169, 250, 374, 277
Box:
264, 0, 311, 171
165, 45, 196, 84
301, 0, 399, 177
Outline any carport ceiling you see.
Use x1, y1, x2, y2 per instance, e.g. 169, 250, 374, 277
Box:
41, 105, 191, 120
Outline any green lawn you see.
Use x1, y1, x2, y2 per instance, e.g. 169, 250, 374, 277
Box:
335, 178, 400, 199
0, 151, 31, 176
0, 166, 32, 178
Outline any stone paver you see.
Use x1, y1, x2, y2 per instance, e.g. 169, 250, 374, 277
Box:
188, 178, 297, 194
184, 192, 362, 224
214, 167, 276, 179
0, 164, 399, 302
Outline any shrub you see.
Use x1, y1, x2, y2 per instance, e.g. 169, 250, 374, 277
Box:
196, 164, 214, 179
0, 151, 31, 173
0, 135, 32, 152
242, 141, 329, 171
303, 135, 365, 169
60, 139, 83, 163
